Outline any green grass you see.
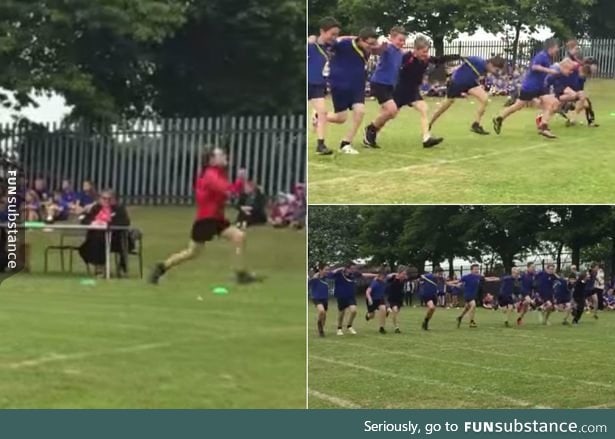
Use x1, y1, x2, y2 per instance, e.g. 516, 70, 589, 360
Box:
308, 302, 615, 409
308, 79, 615, 204
0, 206, 305, 408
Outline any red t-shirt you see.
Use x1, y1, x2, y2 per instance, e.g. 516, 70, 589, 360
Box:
195, 166, 230, 220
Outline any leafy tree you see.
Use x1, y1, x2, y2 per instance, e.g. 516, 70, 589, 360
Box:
308, 205, 362, 267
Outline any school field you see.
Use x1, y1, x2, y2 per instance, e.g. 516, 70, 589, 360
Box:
308, 79, 615, 204
0, 207, 305, 408
308, 302, 615, 409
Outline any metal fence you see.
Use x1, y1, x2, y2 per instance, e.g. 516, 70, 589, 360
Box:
4, 115, 305, 205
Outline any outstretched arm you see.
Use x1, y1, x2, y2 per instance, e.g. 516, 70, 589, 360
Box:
429, 54, 461, 65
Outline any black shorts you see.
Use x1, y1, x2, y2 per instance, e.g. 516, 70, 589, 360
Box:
331, 87, 365, 113
370, 82, 395, 104
446, 81, 478, 98
191, 218, 230, 243
336, 296, 357, 311
388, 295, 404, 309
366, 297, 385, 313
519, 87, 550, 102
313, 299, 329, 311
498, 296, 514, 307
308, 84, 326, 100
393, 87, 423, 107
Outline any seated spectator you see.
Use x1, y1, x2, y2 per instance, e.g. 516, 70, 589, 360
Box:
74, 180, 97, 214
290, 183, 306, 229
33, 178, 51, 205
61, 179, 78, 205
78, 190, 131, 277
230, 169, 248, 200
24, 190, 41, 221
483, 292, 494, 309
236, 181, 267, 229
269, 194, 294, 228
45, 190, 71, 223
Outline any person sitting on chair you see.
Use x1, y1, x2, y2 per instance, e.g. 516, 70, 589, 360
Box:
78, 190, 131, 277
236, 181, 267, 229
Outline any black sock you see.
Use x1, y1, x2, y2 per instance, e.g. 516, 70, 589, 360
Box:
338, 326, 342, 330
347, 324, 352, 329
472, 121, 480, 128
340, 140, 350, 148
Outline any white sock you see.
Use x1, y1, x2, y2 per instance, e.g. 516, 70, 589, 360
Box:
423, 133, 431, 142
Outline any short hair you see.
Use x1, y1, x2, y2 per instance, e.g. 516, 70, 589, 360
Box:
559, 57, 574, 68
527, 262, 534, 268
319, 17, 341, 32
414, 35, 431, 50
344, 261, 356, 268
581, 64, 592, 76
544, 38, 559, 50
546, 263, 555, 269
566, 39, 578, 49
390, 26, 407, 37
397, 265, 408, 273
434, 267, 444, 273
358, 27, 378, 41
488, 55, 506, 69
470, 263, 479, 270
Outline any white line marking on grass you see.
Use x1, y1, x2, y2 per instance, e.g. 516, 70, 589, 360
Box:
311, 355, 539, 408
308, 389, 361, 408
310, 139, 584, 187
584, 402, 615, 409
8, 342, 170, 369
348, 341, 615, 393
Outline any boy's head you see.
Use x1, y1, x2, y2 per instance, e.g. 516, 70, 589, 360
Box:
527, 262, 535, 273
82, 180, 94, 192
377, 268, 387, 280
434, 267, 444, 278
397, 265, 409, 280
546, 264, 555, 275
34, 178, 46, 190
511, 267, 520, 277
544, 38, 560, 57
318, 17, 341, 44
413, 36, 431, 61
61, 179, 72, 191
357, 27, 379, 52
317, 263, 330, 276
389, 26, 407, 49
566, 39, 578, 55
558, 58, 575, 76
344, 261, 357, 274
486, 56, 506, 74
470, 263, 479, 274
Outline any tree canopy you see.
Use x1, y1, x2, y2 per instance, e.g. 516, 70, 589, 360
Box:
0, 0, 305, 121
308, 205, 615, 274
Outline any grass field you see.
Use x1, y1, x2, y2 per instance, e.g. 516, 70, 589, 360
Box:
308, 79, 615, 204
0, 206, 305, 408
308, 302, 615, 409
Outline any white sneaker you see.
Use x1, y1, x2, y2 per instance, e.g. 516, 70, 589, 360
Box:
347, 327, 357, 335
336, 329, 344, 336
341, 144, 359, 154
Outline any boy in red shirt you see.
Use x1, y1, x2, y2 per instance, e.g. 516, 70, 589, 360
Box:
149, 147, 259, 284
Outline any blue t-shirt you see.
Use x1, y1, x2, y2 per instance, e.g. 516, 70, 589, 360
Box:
522, 50, 552, 92
330, 271, 360, 299
452, 56, 487, 87
309, 277, 330, 300
554, 276, 571, 302
461, 273, 482, 299
77, 191, 95, 206
370, 44, 403, 86
329, 39, 368, 90
61, 190, 77, 204
521, 272, 535, 295
368, 278, 386, 300
420, 273, 439, 297
307, 42, 329, 85
499, 275, 516, 298
536, 271, 556, 296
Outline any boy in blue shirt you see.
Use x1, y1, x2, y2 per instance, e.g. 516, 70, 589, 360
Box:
499, 267, 520, 327
452, 264, 498, 328
328, 262, 378, 335
419, 267, 444, 330
535, 264, 557, 324
363, 26, 407, 148
493, 39, 560, 139
429, 56, 506, 135
517, 262, 536, 325
310, 263, 332, 337
554, 272, 573, 325
308, 17, 341, 156
365, 269, 389, 333
326, 27, 380, 154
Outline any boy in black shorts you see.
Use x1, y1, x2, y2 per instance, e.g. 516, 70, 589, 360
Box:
386, 265, 409, 333
365, 269, 389, 333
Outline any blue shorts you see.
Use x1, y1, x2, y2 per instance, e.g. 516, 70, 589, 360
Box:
393, 86, 423, 107
336, 296, 357, 311
308, 84, 326, 100
330, 86, 365, 113
313, 298, 328, 311
554, 295, 570, 304
464, 293, 477, 302
498, 295, 514, 307
539, 291, 553, 303
519, 87, 550, 101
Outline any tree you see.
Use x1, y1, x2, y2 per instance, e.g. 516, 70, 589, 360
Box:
308, 205, 362, 267
466, 206, 546, 272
